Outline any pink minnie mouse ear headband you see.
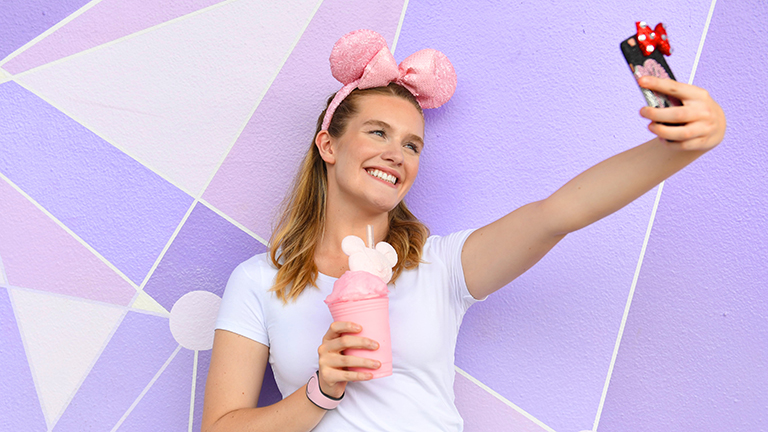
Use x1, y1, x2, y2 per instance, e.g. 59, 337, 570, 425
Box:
321, 29, 457, 131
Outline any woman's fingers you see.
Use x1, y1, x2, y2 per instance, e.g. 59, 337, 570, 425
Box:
640, 105, 698, 124
649, 120, 706, 144
637, 76, 708, 101
332, 334, 379, 351
322, 321, 361, 342
636, 77, 726, 150
317, 321, 381, 394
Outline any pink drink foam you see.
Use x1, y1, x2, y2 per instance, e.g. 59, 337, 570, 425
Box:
324, 270, 389, 305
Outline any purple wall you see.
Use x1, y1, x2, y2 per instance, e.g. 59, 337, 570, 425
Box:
599, 2, 768, 431
1, 0, 765, 431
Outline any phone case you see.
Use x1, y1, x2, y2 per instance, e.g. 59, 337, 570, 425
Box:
620, 32, 681, 108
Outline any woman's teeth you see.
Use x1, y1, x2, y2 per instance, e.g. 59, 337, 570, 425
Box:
366, 169, 397, 185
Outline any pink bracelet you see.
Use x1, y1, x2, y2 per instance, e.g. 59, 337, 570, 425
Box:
306, 371, 344, 410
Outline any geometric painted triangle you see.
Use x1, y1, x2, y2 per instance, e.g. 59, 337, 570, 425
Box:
116, 348, 193, 432
202, 0, 408, 238
0, 68, 10, 84
0, 286, 47, 432
0, 0, 91, 62
14, 0, 320, 196
2, 0, 228, 74
52, 312, 177, 432
9, 288, 125, 429
0, 178, 136, 306
454, 369, 553, 432
130, 290, 169, 317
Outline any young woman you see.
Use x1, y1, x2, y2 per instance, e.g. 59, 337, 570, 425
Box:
201, 30, 725, 431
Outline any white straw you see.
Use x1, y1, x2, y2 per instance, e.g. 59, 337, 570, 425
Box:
366, 225, 374, 248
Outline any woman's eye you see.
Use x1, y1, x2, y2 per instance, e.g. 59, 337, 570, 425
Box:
370, 130, 385, 137
405, 143, 420, 153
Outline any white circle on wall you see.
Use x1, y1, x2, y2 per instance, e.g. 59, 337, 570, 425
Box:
170, 290, 222, 351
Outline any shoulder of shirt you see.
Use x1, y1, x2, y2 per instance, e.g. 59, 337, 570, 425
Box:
230, 252, 278, 287
418, 228, 476, 264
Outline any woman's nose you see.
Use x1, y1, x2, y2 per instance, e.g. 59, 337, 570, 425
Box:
381, 142, 404, 165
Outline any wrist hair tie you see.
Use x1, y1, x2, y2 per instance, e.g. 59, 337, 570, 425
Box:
321, 29, 457, 131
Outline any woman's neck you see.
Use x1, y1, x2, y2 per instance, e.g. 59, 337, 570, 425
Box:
315, 200, 391, 278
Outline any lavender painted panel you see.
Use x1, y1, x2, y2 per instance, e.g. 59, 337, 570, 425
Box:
3, 0, 226, 74
143, 203, 266, 311
257, 363, 282, 407
202, 0, 406, 239
53, 312, 178, 432
397, 1, 712, 430
0, 287, 47, 432
192, 349, 211, 432
600, 2, 768, 431
454, 373, 546, 432
0, 82, 194, 284
0, 0, 89, 61
117, 348, 193, 432
0, 179, 135, 305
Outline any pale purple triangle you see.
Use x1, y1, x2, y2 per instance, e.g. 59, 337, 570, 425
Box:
0, 0, 90, 62
53, 312, 178, 431
0, 287, 48, 432
116, 348, 194, 432
454, 372, 549, 432
202, 0, 407, 239
3, 0, 228, 74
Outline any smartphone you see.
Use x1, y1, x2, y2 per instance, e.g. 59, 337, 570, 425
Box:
620, 32, 681, 109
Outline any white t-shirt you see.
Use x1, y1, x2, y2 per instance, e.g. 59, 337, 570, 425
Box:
215, 229, 483, 431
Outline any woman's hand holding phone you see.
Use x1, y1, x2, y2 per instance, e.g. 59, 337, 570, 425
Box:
637, 76, 726, 151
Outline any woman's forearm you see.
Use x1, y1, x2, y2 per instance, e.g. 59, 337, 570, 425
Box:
206, 385, 327, 432
544, 137, 707, 235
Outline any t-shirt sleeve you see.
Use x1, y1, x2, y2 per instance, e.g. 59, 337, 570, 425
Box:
215, 260, 270, 347
429, 228, 487, 314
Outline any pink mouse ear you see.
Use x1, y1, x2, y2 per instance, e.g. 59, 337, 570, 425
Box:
397, 48, 457, 109
329, 29, 389, 85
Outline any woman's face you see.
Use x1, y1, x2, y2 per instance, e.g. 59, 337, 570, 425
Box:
325, 93, 425, 214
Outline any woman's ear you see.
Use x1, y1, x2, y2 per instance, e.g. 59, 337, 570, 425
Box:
315, 130, 336, 164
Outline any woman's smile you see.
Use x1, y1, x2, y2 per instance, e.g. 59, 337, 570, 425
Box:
364, 167, 399, 187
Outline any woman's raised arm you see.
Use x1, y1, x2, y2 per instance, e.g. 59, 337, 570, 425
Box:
462, 76, 726, 300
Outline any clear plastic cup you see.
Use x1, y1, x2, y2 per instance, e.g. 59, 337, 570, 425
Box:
328, 297, 392, 378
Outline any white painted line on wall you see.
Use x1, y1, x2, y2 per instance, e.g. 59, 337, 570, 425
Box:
188, 350, 200, 432
591, 182, 664, 431
0, 283, 169, 319
591, 2, 718, 429
390, 0, 410, 55
455, 366, 556, 432
689, 0, 719, 85
47, 308, 131, 430
0, 0, 106, 66
137, 201, 198, 291
0, 255, 7, 284
6, 288, 52, 430
199, 198, 269, 246
0, 172, 139, 292
195, 0, 325, 200
10, 80, 196, 198
110, 345, 183, 432
9, 0, 242, 79
0, 68, 12, 84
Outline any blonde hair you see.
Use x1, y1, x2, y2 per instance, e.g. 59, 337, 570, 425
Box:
269, 83, 429, 303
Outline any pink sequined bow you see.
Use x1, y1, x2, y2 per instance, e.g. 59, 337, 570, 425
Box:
321, 29, 457, 131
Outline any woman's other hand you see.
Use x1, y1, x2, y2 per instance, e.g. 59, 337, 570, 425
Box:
638, 76, 726, 151
317, 321, 381, 398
